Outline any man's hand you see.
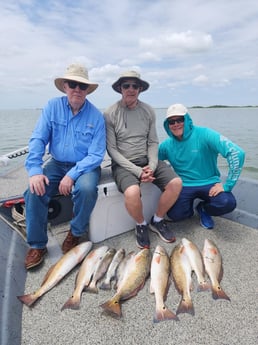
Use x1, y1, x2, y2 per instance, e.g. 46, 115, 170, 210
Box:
59, 175, 74, 196
209, 182, 224, 197
29, 174, 49, 196
140, 165, 155, 183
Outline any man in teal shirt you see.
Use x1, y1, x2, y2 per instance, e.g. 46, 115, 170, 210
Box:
159, 103, 245, 229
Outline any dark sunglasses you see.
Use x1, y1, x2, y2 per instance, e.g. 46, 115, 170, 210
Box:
66, 80, 89, 90
168, 117, 185, 125
121, 83, 140, 90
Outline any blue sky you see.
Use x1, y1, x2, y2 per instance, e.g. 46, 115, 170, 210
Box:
0, 0, 257, 109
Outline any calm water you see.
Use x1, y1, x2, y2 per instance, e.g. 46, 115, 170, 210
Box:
0, 107, 257, 180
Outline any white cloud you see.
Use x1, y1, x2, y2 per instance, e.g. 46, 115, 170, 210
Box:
0, 0, 257, 108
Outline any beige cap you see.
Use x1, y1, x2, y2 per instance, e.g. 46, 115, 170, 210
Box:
166, 104, 188, 118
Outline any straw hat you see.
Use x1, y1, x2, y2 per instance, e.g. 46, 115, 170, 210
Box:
112, 70, 149, 93
166, 104, 188, 118
54, 63, 98, 94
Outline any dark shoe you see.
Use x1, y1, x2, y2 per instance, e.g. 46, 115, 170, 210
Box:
62, 230, 80, 254
196, 202, 214, 229
135, 224, 150, 249
149, 217, 176, 243
25, 248, 47, 270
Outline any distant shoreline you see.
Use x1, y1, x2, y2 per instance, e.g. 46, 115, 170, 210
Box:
153, 105, 258, 110
190, 105, 258, 108
0, 105, 257, 111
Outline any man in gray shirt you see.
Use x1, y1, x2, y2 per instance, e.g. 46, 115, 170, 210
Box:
104, 71, 182, 248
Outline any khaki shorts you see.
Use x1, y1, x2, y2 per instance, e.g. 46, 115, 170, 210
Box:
112, 158, 177, 193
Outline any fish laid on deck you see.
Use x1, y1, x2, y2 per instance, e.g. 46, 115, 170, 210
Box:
150, 245, 178, 323
17, 241, 93, 307
113, 250, 135, 290
202, 239, 230, 301
170, 243, 194, 316
181, 238, 209, 292
61, 245, 109, 310
100, 248, 151, 318
99, 248, 125, 290
85, 248, 116, 293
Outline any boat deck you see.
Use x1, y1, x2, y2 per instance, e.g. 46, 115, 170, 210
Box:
1, 164, 258, 345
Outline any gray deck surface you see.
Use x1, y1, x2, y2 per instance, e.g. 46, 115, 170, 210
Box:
1, 165, 258, 345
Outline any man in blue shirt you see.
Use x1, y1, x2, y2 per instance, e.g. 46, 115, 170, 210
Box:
24, 63, 106, 269
159, 103, 245, 229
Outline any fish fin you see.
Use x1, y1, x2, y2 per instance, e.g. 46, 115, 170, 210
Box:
84, 285, 98, 294
17, 293, 38, 307
212, 285, 230, 301
153, 306, 179, 323
176, 297, 194, 316
197, 281, 210, 292
100, 297, 122, 318
61, 295, 81, 311
99, 281, 111, 290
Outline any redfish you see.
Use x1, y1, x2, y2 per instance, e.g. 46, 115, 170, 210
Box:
100, 248, 151, 318
61, 245, 109, 310
202, 239, 230, 301
17, 241, 92, 307
150, 245, 178, 323
170, 243, 194, 316
181, 238, 209, 292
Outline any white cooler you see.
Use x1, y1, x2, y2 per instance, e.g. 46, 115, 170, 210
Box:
88, 181, 161, 243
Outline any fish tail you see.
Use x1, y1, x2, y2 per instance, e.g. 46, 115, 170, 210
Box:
153, 306, 179, 323
176, 297, 194, 316
61, 295, 81, 311
100, 296, 122, 318
17, 293, 38, 307
212, 286, 230, 301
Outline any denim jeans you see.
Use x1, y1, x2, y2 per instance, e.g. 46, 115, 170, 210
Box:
24, 158, 101, 248
167, 183, 236, 221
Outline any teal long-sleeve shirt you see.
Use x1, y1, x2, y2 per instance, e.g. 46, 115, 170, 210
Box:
158, 113, 245, 192
25, 96, 106, 181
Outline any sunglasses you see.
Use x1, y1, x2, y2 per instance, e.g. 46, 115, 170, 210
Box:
66, 80, 89, 90
168, 117, 185, 125
121, 83, 141, 90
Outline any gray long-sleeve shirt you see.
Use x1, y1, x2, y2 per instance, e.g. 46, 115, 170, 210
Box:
104, 100, 159, 178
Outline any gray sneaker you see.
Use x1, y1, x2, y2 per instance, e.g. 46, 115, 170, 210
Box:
135, 224, 150, 249
149, 217, 176, 243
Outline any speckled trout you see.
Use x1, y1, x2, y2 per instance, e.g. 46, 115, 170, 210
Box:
100, 248, 151, 318
17, 241, 93, 307
85, 248, 116, 293
99, 248, 125, 290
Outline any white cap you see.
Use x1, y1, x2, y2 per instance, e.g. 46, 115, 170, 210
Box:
166, 104, 188, 118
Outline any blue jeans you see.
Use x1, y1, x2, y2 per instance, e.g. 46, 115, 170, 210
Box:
167, 183, 236, 221
24, 158, 101, 248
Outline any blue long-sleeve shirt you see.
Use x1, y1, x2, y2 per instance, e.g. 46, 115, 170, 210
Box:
159, 113, 245, 192
25, 96, 106, 181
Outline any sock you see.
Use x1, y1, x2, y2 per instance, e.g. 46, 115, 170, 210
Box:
136, 220, 147, 226
153, 214, 163, 223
